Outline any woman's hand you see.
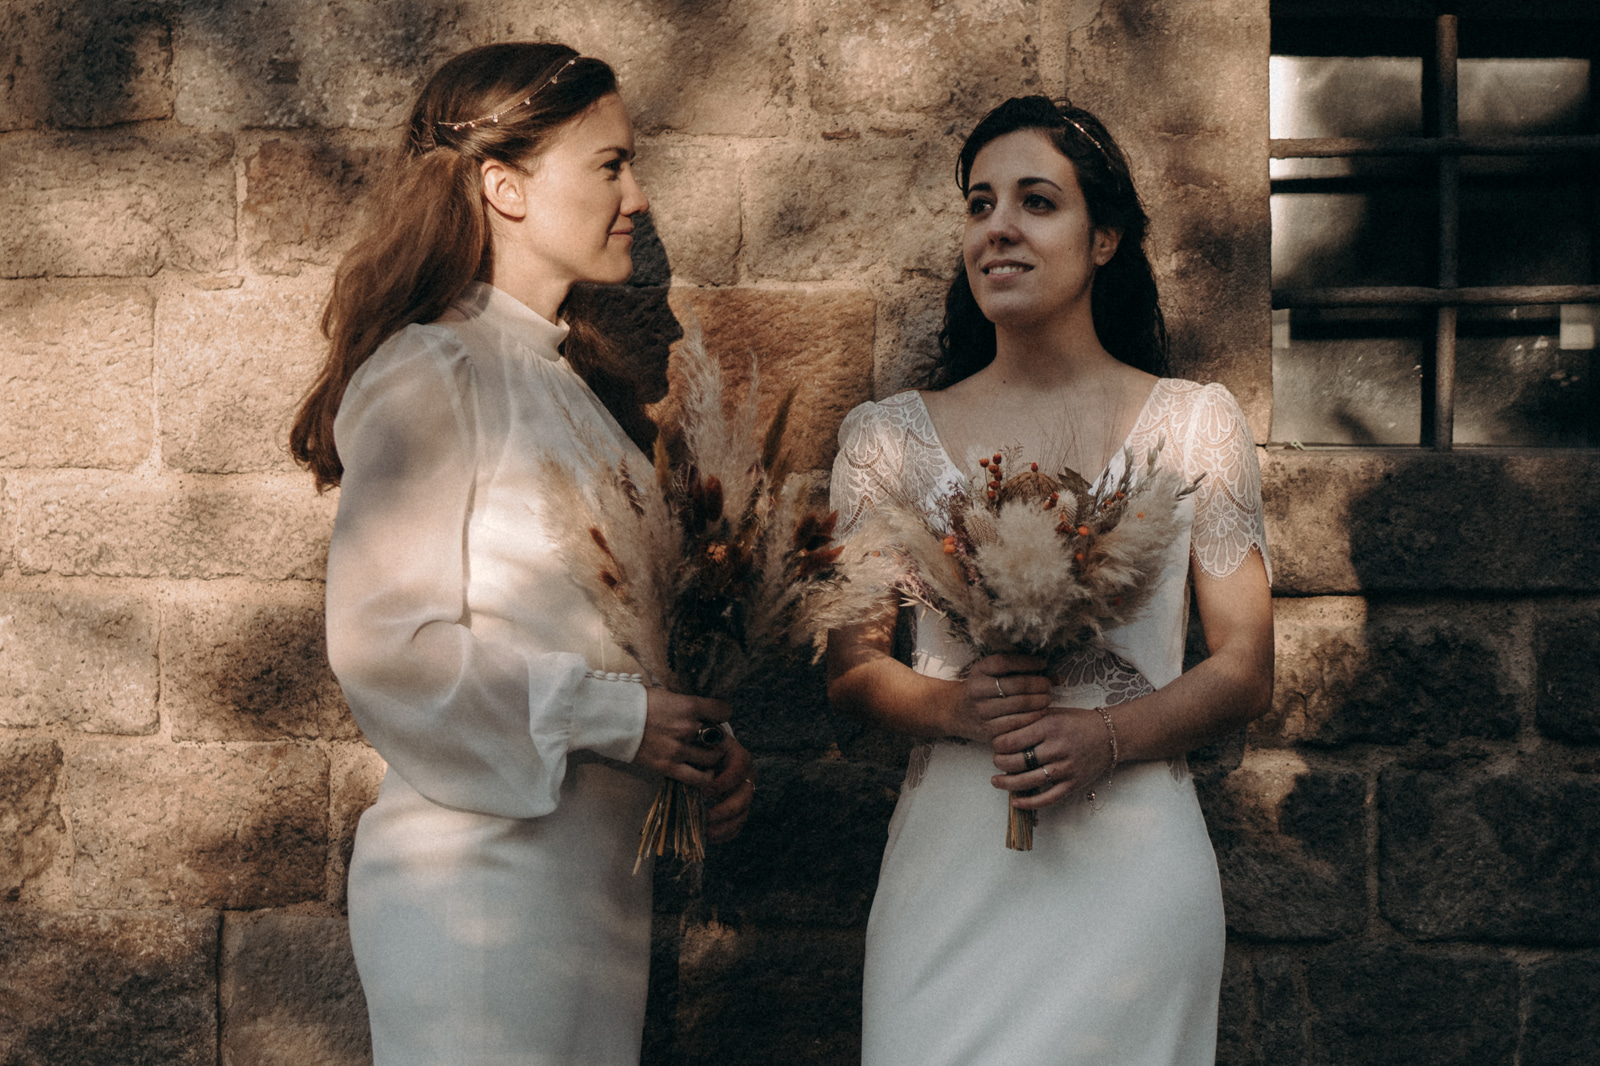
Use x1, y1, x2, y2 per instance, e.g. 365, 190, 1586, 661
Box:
988, 704, 1116, 810
702, 732, 755, 845
952, 653, 1054, 742
634, 688, 729, 788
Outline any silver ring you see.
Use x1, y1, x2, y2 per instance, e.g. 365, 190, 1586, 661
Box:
1042, 765, 1053, 784
994, 677, 1006, 699
696, 723, 725, 746
1022, 746, 1040, 771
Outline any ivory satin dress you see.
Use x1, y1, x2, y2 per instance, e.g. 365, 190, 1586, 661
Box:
327, 283, 658, 1066
829, 380, 1271, 1066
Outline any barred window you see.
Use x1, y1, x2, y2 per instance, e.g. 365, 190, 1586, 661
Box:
1269, 4, 1599, 448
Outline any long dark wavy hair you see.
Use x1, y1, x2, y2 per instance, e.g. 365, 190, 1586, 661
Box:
929, 96, 1169, 388
290, 43, 631, 490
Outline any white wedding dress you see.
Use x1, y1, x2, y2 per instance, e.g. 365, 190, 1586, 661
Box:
830, 380, 1270, 1066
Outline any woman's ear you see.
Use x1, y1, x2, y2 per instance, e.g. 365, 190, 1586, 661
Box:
481, 159, 528, 221
1092, 227, 1122, 267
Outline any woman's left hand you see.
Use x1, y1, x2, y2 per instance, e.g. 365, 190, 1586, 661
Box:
702, 731, 756, 845
988, 705, 1116, 810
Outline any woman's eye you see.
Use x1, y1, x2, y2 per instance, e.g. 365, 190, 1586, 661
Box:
1024, 194, 1054, 211
603, 159, 625, 176
966, 198, 992, 216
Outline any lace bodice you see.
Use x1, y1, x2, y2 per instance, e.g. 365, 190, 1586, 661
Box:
829, 379, 1270, 584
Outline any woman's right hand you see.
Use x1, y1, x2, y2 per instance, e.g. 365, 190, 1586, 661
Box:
634, 687, 730, 788
951, 653, 1053, 742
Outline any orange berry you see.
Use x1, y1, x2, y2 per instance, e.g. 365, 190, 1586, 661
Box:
1137, 512, 1145, 519
1075, 552, 1085, 562
1030, 462, 1039, 472
1077, 525, 1091, 537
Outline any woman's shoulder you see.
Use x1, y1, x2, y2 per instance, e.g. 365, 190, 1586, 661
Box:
1147, 378, 1251, 435
837, 390, 928, 443
350, 322, 471, 390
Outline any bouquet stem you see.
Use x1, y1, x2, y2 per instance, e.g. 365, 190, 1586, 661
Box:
634, 778, 707, 873
1005, 802, 1036, 851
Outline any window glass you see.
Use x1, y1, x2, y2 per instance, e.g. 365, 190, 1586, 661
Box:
1454, 306, 1592, 446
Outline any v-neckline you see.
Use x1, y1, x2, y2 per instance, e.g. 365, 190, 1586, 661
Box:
910, 379, 1167, 490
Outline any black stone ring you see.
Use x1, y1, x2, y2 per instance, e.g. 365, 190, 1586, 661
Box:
1023, 746, 1040, 772
696, 723, 726, 746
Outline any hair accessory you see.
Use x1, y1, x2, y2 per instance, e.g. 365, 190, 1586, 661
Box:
439, 56, 580, 132
1062, 114, 1109, 159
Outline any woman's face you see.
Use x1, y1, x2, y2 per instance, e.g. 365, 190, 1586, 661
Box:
488, 92, 649, 314
961, 129, 1118, 332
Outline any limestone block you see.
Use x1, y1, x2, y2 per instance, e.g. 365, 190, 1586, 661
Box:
158, 288, 327, 473
0, 0, 173, 130
631, 142, 741, 286
329, 745, 385, 910
742, 137, 959, 282
0, 740, 65, 902
0, 129, 235, 278
243, 137, 385, 277
1261, 597, 1523, 748
1303, 944, 1517, 1066
871, 279, 946, 398
674, 923, 864, 1065
807, 0, 1042, 117
0, 285, 155, 470
0, 588, 159, 733
15, 471, 335, 580
1534, 603, 1600, 743
221, 912, 371, 1066
68, 741, 329, 908
172, 0, 484, 130
165, 584, 351, 742
1525, 951, 1600, 1066
1197, 755, 1367, 941
0, 909, 218, 1066
1065, 0, 1273, 429
697, 756, 900, 927
644, 288, 877, 475
1379, 769, 1600, 944
0, 476, 14, 570
1261, 451, 1600, 595
499, 0, 796, 136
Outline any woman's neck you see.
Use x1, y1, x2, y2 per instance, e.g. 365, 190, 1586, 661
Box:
987, 312, 1121, 391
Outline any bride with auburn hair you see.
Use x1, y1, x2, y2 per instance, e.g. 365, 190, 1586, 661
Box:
291, 42, 753, 1065
828, 96, 1274, 1065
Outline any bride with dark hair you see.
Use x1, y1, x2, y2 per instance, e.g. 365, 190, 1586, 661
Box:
292, 42, 753, 1065
828, 97, 1274, 1065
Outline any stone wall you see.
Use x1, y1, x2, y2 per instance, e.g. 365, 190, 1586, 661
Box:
2, 1, 1597, 1064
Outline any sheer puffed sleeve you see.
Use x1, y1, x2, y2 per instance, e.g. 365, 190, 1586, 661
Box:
325, 327, 646, 819
1179, 383, 1272, 584
830, 394, 954, 536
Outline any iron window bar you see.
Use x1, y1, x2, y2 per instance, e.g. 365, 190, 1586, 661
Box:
1269, 13, 1598, 450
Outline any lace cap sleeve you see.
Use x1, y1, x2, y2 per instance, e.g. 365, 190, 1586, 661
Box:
1181, 383, 1272, 584
830, 401, 899, 537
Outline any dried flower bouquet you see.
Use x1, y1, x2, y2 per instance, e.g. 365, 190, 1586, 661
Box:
857, 443, 1201, 849
542, 331, 893, 871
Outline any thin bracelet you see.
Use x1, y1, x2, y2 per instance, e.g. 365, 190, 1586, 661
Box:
1094, 705, 1119, 784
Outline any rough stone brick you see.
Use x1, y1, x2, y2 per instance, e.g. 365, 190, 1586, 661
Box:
0, 588, 159, 733
330, 745, 385, 910
1215, 947, 1252, 1066
642, 287, 877, 475
68, 741, 329, 908
1303, 944, 1517, 1066
221, 911, 370, 1066
742, 136, 959, 282
1535, 604, 1600, 743
500, 0, 796, 136
1262, 598, 1523, 748
157, 288, 327, 473
1198, 756, 1367, 941
1252, 951, 1307, 1066
172, 0, 484, 130
0, 129, 235, 278
1379, 769, 1600, 944
807, 0, 1042, 117
0, 285, 154, 469
697, 756, 899, 926
1, 476, 14, 570
0, 741, 65, 902
871, 280, 946, 398
1065, 0, 1273, 428
1524, 951, 1600, 1066
1262, 452, 1600, 595
674, 923, 864, 1065
164, 584, 351, 742
630, 141, 741, 285
0, 0, 173, 130
0, 909, 218, 1066
243, 136, 385, 276
15, 471, 335, 580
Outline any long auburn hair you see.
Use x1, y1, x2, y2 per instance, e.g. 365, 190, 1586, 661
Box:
930, 96, 1169, 388
290, 43, 629, 489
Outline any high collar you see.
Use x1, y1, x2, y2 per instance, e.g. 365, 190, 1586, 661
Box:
454, 281, 571, 361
